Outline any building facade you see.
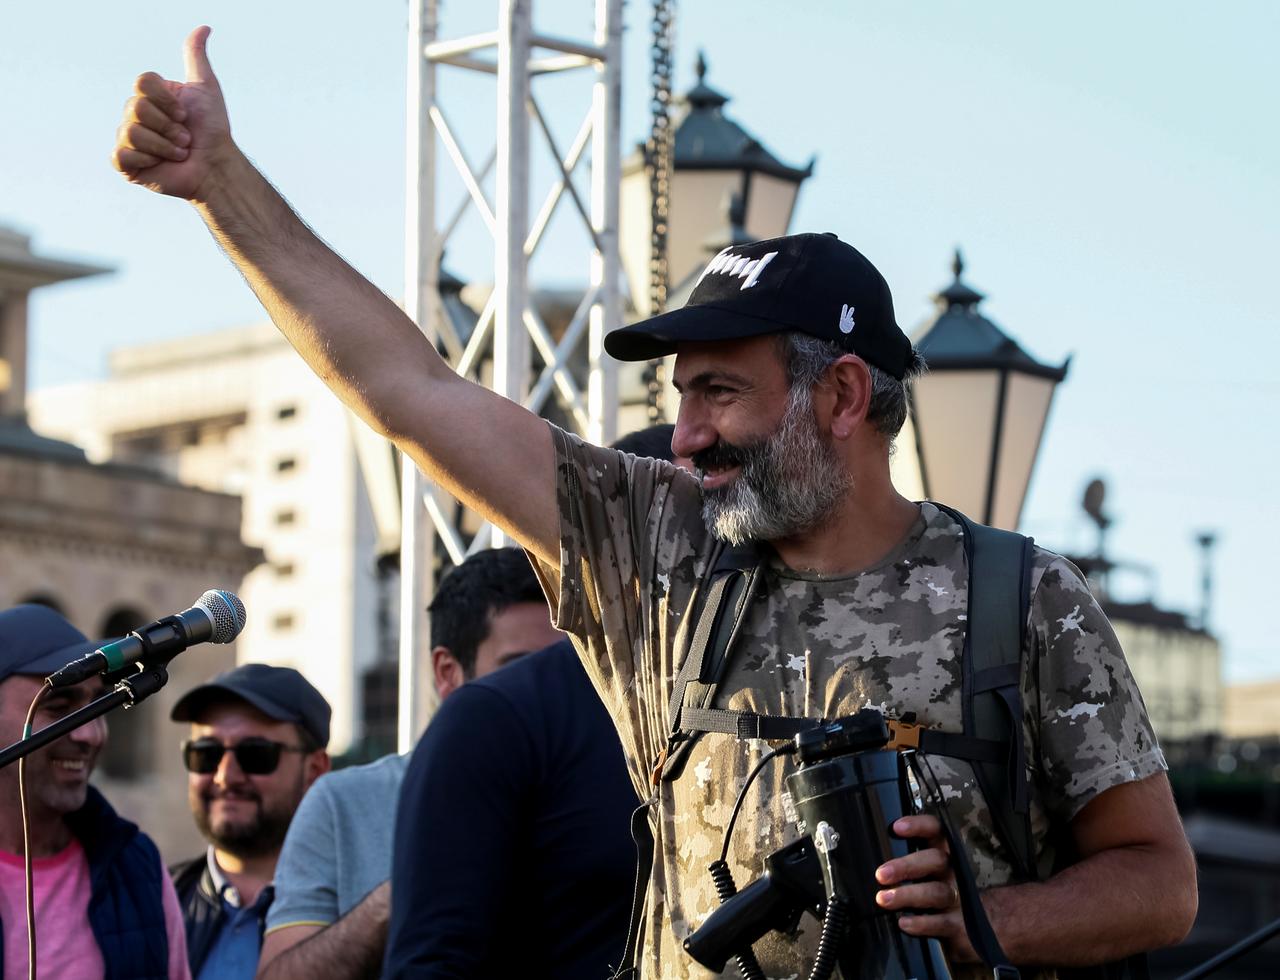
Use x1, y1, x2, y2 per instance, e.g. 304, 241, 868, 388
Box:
3, 228, 261, 858
30, 323, 391, 756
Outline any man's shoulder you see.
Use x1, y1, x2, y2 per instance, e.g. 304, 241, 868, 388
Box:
298, 752, 409, 824
466, 640, 591, 714
168, 854, 208, 897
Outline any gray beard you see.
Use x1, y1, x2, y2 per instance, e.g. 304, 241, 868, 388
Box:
700, 385, 850, 545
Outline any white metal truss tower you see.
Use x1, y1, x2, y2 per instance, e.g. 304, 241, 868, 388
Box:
399, 0, 623, 750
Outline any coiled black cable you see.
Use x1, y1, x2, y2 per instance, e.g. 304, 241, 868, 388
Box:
707, 744, 793, 980
807, 897, 849, 980
706, 859, 766, 980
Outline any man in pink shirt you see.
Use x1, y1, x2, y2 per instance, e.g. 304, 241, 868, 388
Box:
0, 603, 190, 979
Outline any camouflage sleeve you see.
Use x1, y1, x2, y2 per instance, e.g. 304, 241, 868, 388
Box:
525, 423, 709, 794
1028, 554, 1168, 821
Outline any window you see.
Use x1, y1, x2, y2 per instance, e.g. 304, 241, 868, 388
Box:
18, 594, 65, 616
275, 561, 296, 578
97, 606, 150, 779
276, 405, 298, 421
275, 508, 297, 527
275, 457, 297, 474
273, 612, 296, 631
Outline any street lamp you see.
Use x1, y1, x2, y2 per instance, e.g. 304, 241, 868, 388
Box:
620, 53, 814, 316
908, 251, 1069, 531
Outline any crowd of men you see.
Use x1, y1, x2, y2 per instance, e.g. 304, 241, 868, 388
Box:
0, 22, 1202, 980
0, 539, 643, 979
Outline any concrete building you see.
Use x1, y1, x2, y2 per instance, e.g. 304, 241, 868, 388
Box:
1223, 678, 1280, 738
1107, 602, 1223, 742
1064, 554, 1224, 744
30, 321, 393, 757
3, 227, 261, 858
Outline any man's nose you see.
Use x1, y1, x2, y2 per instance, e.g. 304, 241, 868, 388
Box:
671, 400, 714, 461
214, 746, 246, 786
68, 715, 107, 749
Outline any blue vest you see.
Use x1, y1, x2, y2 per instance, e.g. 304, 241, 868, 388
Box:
0, 786, 169, 980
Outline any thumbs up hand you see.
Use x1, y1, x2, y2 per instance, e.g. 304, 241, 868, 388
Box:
112, 26, 234, 202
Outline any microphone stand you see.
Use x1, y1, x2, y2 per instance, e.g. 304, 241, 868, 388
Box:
0, 665, 170, 770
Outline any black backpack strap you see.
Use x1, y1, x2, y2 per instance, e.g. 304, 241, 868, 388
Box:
935, 503, 1038, 881
658, 546, 764, 783
617, 545, 763, 978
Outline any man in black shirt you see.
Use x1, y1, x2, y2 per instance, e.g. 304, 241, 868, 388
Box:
386, 639, 638, 978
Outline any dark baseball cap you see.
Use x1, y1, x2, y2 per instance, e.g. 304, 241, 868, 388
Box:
0, 605, 101, 685
171, 663, 331, 748
605, 232, 914, 379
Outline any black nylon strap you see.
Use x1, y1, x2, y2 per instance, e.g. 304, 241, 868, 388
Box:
934, 502, 1038, 882
913, 754, 1020, 979
973, 663, 1019, 693
660, 556, 763, 782
677, 706, 822, 742
610, 795, 658, 980
664, 570, 736, 735
915, 729, 1007, 766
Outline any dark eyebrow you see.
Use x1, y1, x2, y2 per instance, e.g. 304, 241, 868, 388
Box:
671, 370, 753, 395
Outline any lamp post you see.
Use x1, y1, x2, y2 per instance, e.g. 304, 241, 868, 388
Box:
908, 251, 1069, 531
620, 53, 814, 317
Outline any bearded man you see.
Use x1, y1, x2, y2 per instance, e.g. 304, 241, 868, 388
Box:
169, 664, 331, 980
114, 28, 1196, 978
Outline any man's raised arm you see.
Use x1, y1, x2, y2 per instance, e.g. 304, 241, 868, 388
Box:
111, 26, 559, 564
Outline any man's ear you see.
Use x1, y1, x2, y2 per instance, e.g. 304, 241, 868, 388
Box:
304, 751, 332, 786
432, 647, 466, 700
826, 355, 873, 441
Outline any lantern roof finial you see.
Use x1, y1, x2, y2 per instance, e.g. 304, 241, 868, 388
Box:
915, 250, 1069, 383
936, 245, 985, 310
671, 53, 814, 183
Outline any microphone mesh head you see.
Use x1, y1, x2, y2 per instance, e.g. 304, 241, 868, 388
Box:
197, 590, 247, 643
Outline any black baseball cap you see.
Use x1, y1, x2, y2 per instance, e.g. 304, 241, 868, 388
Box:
0, 604, 100, 685
171, 663, 331, 748
605, 232, 914, 379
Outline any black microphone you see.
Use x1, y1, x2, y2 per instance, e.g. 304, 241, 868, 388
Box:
47, 591, 246, 689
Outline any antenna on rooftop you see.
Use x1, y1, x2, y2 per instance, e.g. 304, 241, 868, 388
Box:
1195, 531, 1218, 631
1082, 477, 1112, 559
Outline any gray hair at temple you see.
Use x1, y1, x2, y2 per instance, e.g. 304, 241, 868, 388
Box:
778, 332, 926, 441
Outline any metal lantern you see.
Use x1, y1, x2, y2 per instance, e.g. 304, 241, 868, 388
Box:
908, 251, 1069, 531
620, 53, 814, 316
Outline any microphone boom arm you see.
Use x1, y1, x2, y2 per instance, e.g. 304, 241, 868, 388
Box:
0, 664, 172, 770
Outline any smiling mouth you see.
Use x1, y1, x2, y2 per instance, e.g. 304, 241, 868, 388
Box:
208, 793, 259, 805
699, 465, 741, 489
52, 759, 88, 774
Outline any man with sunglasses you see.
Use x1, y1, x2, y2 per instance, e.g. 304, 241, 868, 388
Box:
0, 603, 191, 979
169, 664, 332, 980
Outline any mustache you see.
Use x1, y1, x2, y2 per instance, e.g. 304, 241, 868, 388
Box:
691, 438, 760, 475
202, 787, 261, 804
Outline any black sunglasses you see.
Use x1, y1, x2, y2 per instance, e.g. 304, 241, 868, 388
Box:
181, 737, 308, 776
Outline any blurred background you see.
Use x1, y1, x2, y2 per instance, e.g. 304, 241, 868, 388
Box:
2, 2, 1277, 974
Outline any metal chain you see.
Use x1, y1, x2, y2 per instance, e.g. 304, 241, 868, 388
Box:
643, 0, 676, 420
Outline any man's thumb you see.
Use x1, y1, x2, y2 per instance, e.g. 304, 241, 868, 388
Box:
183, 25, 217, 84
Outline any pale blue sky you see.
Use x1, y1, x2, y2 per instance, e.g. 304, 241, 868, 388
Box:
3, 2, 1276, 681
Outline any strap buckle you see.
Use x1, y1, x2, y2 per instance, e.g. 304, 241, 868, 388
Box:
886, 719, 923, 751
650, 746, 669, 787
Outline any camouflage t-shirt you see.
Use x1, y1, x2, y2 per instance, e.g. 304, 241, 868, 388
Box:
530, 425, 1166, 979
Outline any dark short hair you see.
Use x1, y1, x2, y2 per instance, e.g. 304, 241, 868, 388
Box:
428, 548, 547, 677
610, 424, 676, 463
